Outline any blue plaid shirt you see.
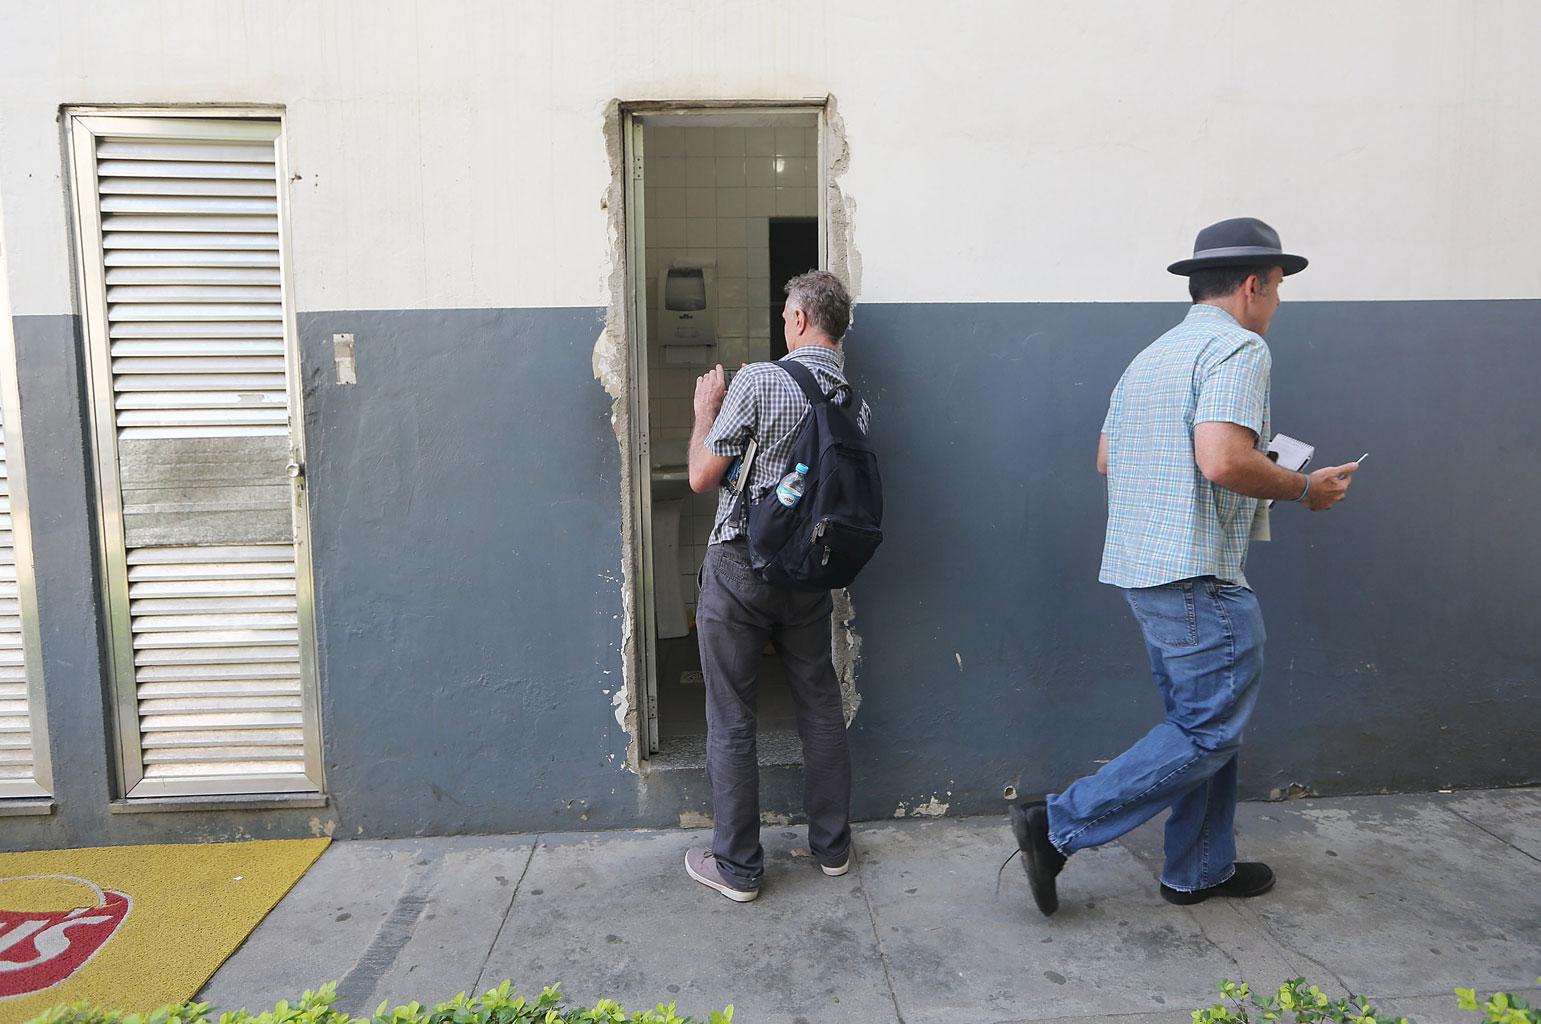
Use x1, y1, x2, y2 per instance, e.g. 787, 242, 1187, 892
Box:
1099, 304, 1271, 589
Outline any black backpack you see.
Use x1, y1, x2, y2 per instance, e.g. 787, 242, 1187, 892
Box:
736, 359, 883, 591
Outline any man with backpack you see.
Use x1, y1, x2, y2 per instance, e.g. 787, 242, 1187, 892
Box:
683, 269, 877, 902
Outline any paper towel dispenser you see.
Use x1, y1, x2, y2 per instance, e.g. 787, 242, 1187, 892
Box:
659, 264, 716, 347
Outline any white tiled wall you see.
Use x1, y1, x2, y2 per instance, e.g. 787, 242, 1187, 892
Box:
645, 123, 819, 610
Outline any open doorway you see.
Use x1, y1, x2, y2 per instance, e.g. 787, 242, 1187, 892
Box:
623, 106, 825, 767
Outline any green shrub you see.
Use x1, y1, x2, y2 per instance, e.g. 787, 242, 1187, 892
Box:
29, 976, 1540, 1024
1191, 977, 1540, 1024
1456, 984, 1539, 1024
1191, 978, 1409, 1024
25, 982, 732, 1024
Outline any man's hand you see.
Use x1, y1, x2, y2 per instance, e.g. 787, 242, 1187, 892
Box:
688, 364, 734, 493
1301, 462, 1358, 511
1195, 422, 1364, 507
694, 364, 728, 424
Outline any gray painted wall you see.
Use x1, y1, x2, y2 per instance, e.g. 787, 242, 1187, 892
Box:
6, 299, 1537, 848
296, 308, 631, 836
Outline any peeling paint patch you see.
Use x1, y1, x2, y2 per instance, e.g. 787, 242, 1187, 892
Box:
679, 810, 713, 828
895, 796, 951, 818
307, 815, 337, 838
1270, 782, 1318, 801
832, 587, 863, 725
611, 687, 629, 730
916, 796, 950, 816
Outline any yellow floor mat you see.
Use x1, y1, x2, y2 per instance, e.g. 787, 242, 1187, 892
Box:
0, 838, 328, 1022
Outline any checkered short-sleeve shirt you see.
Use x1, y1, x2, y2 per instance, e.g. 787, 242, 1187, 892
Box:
704, 345, 871, 545
1099, 304, 1272, 589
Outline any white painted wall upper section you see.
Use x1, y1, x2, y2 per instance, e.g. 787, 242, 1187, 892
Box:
2, 1, 1538, 313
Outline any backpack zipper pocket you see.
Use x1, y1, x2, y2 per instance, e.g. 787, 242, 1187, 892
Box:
811, 517, 883, 567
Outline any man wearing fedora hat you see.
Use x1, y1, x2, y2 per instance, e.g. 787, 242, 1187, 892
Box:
1010, 217, 1359, 916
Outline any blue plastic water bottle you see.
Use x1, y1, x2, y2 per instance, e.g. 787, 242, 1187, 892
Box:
775, 463, 809, 508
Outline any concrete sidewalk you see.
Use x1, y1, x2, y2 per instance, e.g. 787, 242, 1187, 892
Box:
200, 788, 1541, 1024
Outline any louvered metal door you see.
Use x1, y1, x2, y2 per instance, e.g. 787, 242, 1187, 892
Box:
69, 114, 322, 799
0, 282, 50, 800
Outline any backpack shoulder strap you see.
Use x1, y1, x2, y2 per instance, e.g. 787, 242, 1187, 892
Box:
776, 358, 827, 406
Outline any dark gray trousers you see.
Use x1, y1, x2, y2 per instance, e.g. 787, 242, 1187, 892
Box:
696, 539, 852, 888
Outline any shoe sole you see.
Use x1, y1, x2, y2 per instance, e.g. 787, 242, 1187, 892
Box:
1160, 874, 1276, 906
685, 851, 759, 902
821, 860, 850, 877
1009, 803, 1059, 917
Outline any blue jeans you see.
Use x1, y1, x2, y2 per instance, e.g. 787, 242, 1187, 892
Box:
1046, 577, 1265, 891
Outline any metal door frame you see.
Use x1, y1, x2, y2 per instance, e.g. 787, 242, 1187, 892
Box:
620, 101, 829, 763
620, 113, 659, 756
64, 106, 325, 798
0, 202, 53, 800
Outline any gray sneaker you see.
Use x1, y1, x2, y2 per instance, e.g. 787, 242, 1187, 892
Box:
685, 847, 759, 902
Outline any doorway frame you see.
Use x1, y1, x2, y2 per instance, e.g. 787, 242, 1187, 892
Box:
619, 100, 830, 763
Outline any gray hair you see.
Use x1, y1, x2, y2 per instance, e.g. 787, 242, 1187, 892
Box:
784, 270, 853, 342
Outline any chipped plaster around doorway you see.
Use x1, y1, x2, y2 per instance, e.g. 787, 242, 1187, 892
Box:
823, 94, 862, 301
593, 99, 642, 769
832, 589, 863, 724
594, 97, 868, 773
824, 94, 864, 726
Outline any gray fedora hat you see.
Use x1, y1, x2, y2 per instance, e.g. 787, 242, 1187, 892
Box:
1167, 217, 1308, 277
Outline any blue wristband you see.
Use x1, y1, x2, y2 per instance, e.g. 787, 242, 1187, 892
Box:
1296, 473, 1311, 502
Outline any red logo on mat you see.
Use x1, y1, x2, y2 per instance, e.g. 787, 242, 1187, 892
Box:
0, 875, 132, 999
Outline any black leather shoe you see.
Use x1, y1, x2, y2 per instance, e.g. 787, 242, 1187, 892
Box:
1009, 800, 1067, 917
1160, 862, 1276, 905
